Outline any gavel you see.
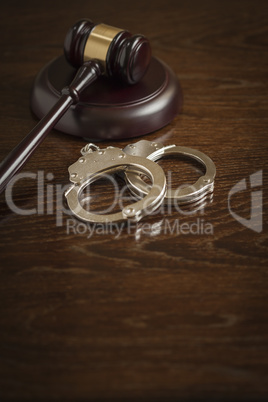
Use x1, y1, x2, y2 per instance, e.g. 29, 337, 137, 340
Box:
0, 19, 151, 194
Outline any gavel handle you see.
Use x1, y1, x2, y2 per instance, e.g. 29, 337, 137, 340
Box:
0, 60, 102, 195
0, 94, 73, 194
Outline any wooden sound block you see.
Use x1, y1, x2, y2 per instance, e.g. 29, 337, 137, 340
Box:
31, 56, 183, 141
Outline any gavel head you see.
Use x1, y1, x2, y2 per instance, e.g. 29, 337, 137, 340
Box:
64, 19, 151, 85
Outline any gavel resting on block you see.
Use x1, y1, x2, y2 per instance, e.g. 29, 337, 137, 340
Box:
0, 19, 151, 194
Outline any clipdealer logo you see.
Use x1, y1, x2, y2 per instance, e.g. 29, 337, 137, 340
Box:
4, 170, 212, 230
5, 169, 264, 236
228, 170, 263, 233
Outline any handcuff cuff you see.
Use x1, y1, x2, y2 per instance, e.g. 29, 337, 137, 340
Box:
123, 140, 215, 205
65, 140, 216, 224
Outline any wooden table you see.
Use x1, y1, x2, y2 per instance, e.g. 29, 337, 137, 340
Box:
0, 0, 267, 400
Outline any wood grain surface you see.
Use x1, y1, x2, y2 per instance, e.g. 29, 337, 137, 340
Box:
0, 0, 267, 400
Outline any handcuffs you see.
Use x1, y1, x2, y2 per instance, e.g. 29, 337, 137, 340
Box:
65, 140, 216, 224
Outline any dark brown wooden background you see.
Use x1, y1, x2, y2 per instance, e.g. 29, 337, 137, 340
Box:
0, 0, 267, 400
